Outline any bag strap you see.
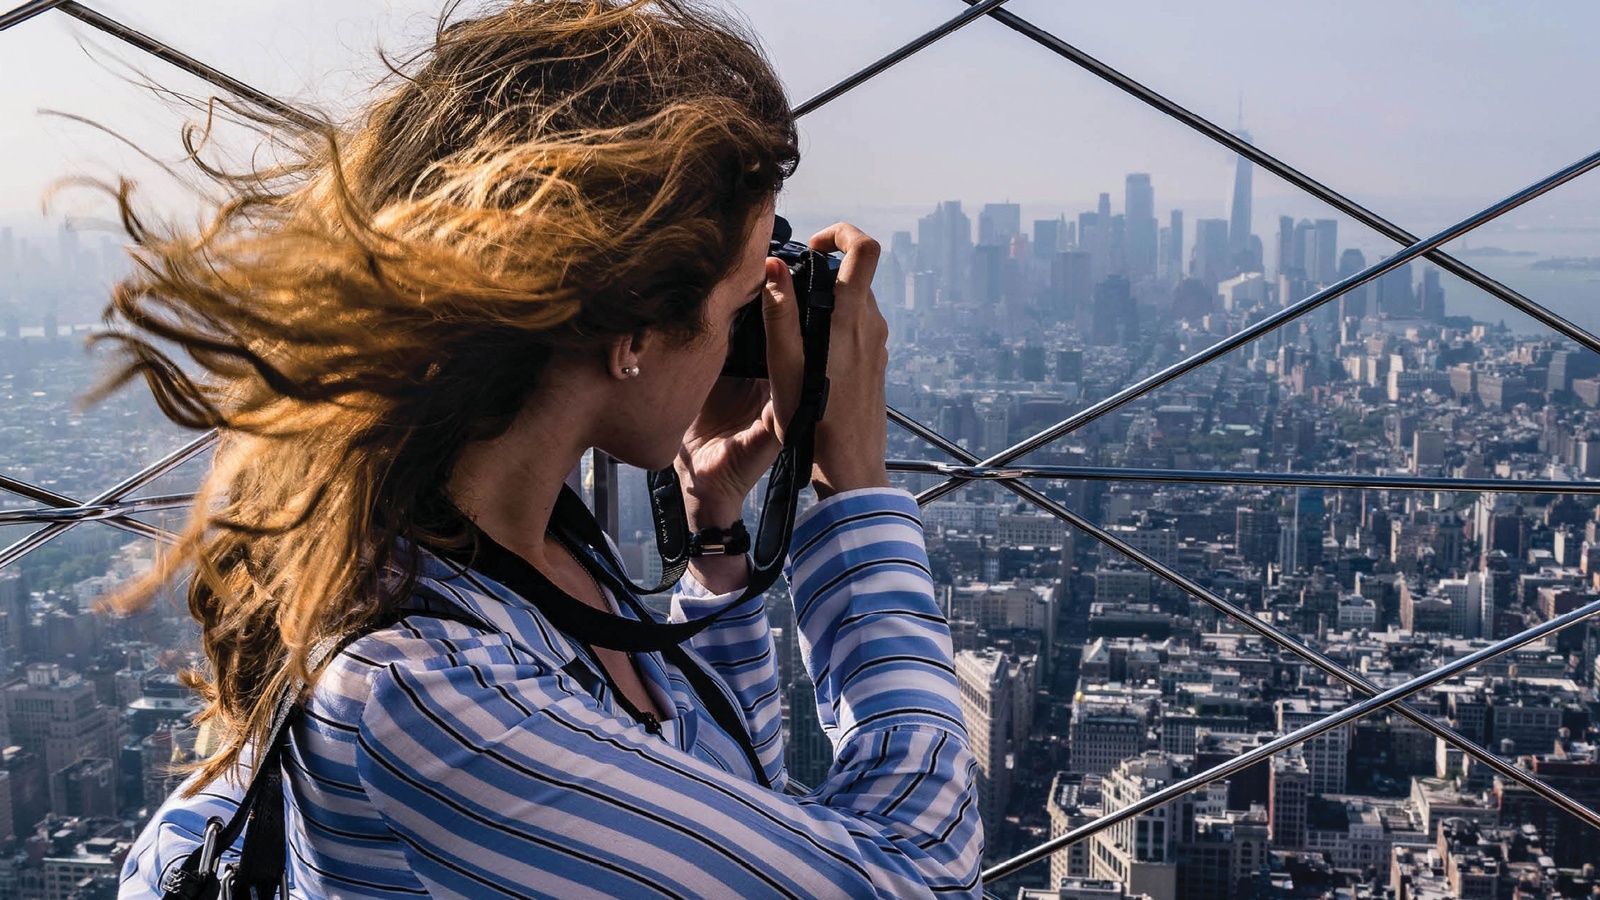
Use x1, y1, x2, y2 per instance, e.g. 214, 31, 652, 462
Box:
626, 243, 836, 608
161, 609, 484, 900
534, 252, 834, 654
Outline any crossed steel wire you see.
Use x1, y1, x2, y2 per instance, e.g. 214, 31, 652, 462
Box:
3, 0, 1600, 890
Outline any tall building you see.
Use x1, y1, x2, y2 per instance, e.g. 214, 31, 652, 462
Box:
955, 648, 1019, 847
978, 202, 1022, 247
1069, 704, 1144, 776
1090, 275, 1137, 346
1125, 173, 1158, 280
1046, 773, 1101, 887
1439, 575, 1484, 639
1300, 219, 1336, 285
1227, 131, 1254, 265
1033, 216, 1063, 292
1235, 508, 1280, 570
4, 664, 122, 816
1165, 209, 1184, 280
1269, 753, 1310, 849
1419, 266, 1446, 321
1375, 258, 1416, 316
1189, 219, 1231, 288
971, 244, 1005, 306
1337, 248, 1369, 320
1178, 810, 1270, 900
1051, 251, 1094, 320
1057, 349, 1084, 384
1275, 216, 1295, 278
1288, 219, 1317, 279
917, 200, 972, 299
1275, 698, 1348, 795
1090, 752, 1227, 900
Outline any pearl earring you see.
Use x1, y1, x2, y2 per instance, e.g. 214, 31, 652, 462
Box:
622, 365, 641, 378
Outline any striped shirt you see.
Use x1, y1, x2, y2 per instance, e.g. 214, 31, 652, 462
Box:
120, 487, 981, 898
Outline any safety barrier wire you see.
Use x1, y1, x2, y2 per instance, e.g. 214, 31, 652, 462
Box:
887, 410, 1600, 884
6, 2, 1600, 892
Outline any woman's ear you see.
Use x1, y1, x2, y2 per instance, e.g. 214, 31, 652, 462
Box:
606, 333, 647, 380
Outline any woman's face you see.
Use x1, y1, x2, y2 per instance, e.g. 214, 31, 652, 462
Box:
603, 202, 777, 470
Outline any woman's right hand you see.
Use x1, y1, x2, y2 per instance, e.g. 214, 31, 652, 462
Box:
763, 222, 891, 499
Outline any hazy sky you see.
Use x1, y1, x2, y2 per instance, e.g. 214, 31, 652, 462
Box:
3, 0, 1599, 247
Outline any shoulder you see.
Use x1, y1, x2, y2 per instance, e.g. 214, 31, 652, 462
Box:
307, 601, 554, 725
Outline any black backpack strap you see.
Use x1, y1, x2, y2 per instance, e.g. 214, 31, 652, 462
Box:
159, 692, 298, 900
161, 608, 493, 900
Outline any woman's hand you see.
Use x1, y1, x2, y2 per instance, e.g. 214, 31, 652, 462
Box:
772, 223, 889, 499
674, 221, 889, 589
676, 375, 782, 529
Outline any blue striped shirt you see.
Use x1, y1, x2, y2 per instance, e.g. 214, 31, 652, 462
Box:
120, 488, 981, 898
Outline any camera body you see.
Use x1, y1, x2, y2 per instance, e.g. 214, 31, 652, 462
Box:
721, 217, 841, 379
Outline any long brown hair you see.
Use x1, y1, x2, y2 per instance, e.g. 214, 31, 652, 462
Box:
93, 0, 798, 786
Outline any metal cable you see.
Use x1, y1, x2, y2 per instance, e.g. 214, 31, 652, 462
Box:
792, 0, 1012, 117
888, 408, 1600, 880
888, 460, 1600, 495
982, 594, 1600, 883
0, 493, 194, 525
0, 475, 182, 544
0, 0, 62, 31
0, 432, 213, 570
915, 143, 1600, 507
54, 2, 323, 130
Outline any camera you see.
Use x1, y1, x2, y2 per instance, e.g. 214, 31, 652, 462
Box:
721, 216, 842, 379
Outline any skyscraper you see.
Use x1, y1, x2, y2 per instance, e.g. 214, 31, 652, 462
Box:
1051, 251, 1093, 320
1032, 218, 1062, 261
1228, 130, 1254, 264
977, 202, 1022, 247
1375, 258, 1416, 316
1311, 219, 1338, 284
1090, 275, 1136, 346
1289, 219, 1316, 278
1276, 216, 1295, 278
1125, 173, 1157, 280
1190, 218, 1231, 288
1420, 267, 1446, 321
1337, 248, 1368, 320
1166, 209, 1184, 279
917, 200, 972, 299
955, 648, 1025, 848
970, 244, 1004, 306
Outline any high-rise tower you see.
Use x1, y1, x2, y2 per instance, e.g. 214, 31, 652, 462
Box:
1228, 129, 1254, 266
1125, 173, 1157, 280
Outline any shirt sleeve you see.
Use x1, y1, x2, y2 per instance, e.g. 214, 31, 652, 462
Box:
120, 769, 250, 898
672, 566, 786, 786
353, 489, 980, 898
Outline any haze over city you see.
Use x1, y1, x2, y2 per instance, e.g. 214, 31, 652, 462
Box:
4, 3, 1600, 899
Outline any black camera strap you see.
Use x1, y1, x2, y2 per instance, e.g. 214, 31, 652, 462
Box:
510, 250, 835, 655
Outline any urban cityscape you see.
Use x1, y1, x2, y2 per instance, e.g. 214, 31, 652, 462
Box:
4, 120, 1600, 900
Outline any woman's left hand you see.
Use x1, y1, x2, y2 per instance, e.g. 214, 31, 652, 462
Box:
674, 375, 782, 529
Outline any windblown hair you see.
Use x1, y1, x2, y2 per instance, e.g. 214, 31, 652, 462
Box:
94, 0, 798, 786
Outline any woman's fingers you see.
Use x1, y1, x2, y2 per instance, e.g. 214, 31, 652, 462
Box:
806, 223, 881, 320
762, 256, 803, 430
804, 222, 890, 498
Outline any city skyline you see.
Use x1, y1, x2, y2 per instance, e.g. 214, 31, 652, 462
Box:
4, 3, 1600, 897
3, 1, 1599, 230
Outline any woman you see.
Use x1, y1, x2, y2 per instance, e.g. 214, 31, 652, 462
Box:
114, 1, 979, 897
